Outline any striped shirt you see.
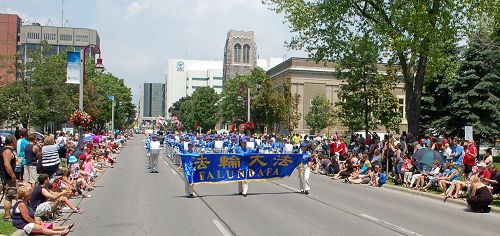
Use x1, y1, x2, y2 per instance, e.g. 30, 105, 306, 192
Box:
41, 144, 60, 167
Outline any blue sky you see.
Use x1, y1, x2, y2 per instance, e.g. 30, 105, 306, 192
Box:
2, 0, 306, 103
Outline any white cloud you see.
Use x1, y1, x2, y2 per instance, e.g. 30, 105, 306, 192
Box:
125, 0, 150, 18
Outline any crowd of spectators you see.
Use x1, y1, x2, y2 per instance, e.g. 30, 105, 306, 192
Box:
294, 132, 499, 213
1, 128, 131, 235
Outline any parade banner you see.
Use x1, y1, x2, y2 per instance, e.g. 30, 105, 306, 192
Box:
66, 51, 81, 84
181, 154, 302, 184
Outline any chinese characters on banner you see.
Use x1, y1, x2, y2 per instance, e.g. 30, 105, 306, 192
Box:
181, 154, 303, 184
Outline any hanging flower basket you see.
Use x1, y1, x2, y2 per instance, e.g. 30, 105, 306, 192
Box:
69, 110, 93, 128
244, 122, 255, 131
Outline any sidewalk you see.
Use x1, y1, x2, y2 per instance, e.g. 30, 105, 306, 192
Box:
382, 183, 500, 213
1, 153, 119, 236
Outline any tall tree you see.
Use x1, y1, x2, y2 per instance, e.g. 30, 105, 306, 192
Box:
305, 95, 335, 134
336, 34, 401, 135
219, 74, 249, 125
283, 77, 301, 133
189, 87, 220, 132
89, 72, 136, 131
444, 28, 500, 140
265, 0, 499, 135
252, 78, 286, 132
169, 96, 191, 118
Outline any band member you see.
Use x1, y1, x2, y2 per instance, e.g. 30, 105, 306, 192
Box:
298, 142, 312, 195
235, 137, 254, 197
184, 141, 196, 198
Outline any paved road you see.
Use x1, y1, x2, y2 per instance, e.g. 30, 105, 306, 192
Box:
70, 136, 500, 236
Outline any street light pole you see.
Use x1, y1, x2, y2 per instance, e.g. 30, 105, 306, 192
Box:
78, 44, 104, 147
247, 87, 251, 122
111, 99, 115, 137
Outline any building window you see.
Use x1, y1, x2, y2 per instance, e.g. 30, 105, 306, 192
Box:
76, 35, 89, 42
243, 44, 250, 64
234, 44, 241, 63
192, 77, 209, 81
399, 98, 405, 119
213, 85, 223, 89
60, 34, 73, 41
43, 33, 56, 41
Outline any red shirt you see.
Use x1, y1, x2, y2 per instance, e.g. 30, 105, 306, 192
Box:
329, 142, 338, 154
463, 145, 477, 166
338, 142, 346, 155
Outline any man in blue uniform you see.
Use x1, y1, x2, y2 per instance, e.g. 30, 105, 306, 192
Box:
298, 142, 312, 195
184, 141, 196, 198
235, 137, 254, 197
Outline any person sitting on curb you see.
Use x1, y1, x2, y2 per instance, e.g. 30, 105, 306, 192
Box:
30, 174, 83, 220
12, 185, 74, 235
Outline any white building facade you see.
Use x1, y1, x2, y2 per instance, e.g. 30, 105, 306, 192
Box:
165, 59, 224, 117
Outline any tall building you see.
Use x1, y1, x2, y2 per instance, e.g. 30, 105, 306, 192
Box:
142, 83, 165, 118
18, 24, 100, 79
223, 30, 257, 80
267, 57, 408, 134
165, 59, 224, 116
0, 13, 21, 85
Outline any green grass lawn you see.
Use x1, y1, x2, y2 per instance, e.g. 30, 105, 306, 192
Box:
0, 213, 16, 236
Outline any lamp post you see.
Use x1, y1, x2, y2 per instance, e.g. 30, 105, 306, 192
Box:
108, 96, 115, 137
78, 44, 104, 147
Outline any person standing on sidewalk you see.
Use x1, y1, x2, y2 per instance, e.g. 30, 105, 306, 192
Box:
1, 135, 19, 221
24, 133, 40, 189
149, 136, 161, 173
16, 128, 29, 181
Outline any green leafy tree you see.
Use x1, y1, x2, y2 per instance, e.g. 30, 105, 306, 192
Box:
89, 72, 136, 131
265, 0, 499, 135
219, 74, 249, 125
305, 95, 335, 134
189, 87, 220, 132
444, 28, 500, 140
169, 96, 191, 118
283, 77, 301, 133
336, 35, 401, 135
252, 78, 286, 132
178, 96, 195, 130
420, 75, 452, 134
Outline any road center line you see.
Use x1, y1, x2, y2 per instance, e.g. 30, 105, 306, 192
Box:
360, 214, 423, 236
213, 219, 233, 236
276, 183, 301, 192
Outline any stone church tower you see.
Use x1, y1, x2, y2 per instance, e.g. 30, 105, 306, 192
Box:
223, 30, 257, 81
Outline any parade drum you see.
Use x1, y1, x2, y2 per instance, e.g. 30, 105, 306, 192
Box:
284, 144, 293, 154
247, 142, 255, 149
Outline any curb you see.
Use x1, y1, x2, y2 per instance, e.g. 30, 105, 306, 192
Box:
383, 184, 500, 213
59, 152, 119, 226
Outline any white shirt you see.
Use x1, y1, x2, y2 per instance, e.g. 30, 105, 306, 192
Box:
150, 141, 161, 150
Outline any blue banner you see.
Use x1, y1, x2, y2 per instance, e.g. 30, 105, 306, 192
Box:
66, 51, 81, 84
181, 154, 302, 184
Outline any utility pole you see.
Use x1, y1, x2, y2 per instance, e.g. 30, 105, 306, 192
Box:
61, 0, 64, 27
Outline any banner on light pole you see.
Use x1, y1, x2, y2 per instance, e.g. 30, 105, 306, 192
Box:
66, 51, 81, 84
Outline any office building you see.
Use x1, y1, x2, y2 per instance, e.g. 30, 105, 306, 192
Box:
165, 59, 224, 116
142, 83, 166, 118
19, 24, 100, 57
0, 13, 21, 85
267, 57, 407, 134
